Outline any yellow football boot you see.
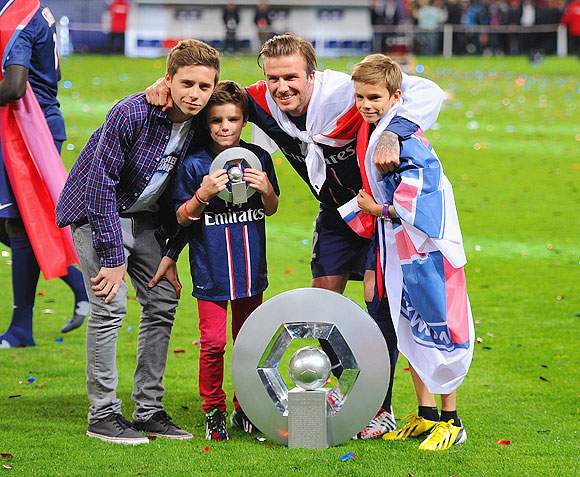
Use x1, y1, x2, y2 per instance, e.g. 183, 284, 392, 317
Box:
382, 412, 437, 441
418, 419, 467, 450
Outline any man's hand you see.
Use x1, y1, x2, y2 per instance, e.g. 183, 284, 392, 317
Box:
148, 256, 182, 299
91, 265, 127, 303
145, 77, 173, 111
373, 130, 401, 174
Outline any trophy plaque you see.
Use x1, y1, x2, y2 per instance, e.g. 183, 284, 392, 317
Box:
231, 288, 390, 448
209, 147, 262, 204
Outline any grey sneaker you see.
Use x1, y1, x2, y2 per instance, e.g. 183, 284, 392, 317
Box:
230, 409, 260, 434
87, 413, 149, 445
133, 410, 193, 439
61, 301, 90, 333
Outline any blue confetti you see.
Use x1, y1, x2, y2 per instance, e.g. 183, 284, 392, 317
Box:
127, 326, 133, 332
255, 436, 266, 442
119, 73, 128, 82
341, 452, 356, 461
415, 64, 425, 74
27, 376, 35, 383
55, 337, 63, 343
62, 80, 72, 89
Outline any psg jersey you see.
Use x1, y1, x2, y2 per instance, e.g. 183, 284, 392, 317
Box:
174, 141, 279, 301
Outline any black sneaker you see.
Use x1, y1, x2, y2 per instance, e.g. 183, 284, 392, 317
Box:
87, 413, 149, 445
133, 410, 193, 440
205, 409, 228, 441
230, 409, 261, 434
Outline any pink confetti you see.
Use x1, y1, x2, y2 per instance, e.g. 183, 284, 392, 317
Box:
2, 464, 13, 469
1, 454, 13, 458
202, 446, 210, 453
477, 337, 483, 344
192, 340, 200, 346
497, 439, 511, 445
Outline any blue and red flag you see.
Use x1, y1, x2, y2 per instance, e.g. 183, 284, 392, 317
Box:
1, 0, 78, 279
358, 104, 474, 395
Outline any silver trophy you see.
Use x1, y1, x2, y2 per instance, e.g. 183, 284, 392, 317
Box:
209, 147, 262, 204
231, 288, 390, 448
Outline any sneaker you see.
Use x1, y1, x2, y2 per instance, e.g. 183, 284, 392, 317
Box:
352, 407, 396, 439
382, 412, 437, 441
205, 409, 228, 441
328, 386, 345, 415
87, 413, 149, 445
61, 301, 90, 333
418, 419, 467, 450
133, 410, 193, 439
230, 409, 260, 434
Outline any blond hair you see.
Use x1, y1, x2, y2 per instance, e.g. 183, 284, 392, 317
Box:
257, 33, 317, 76
166, 39, 221, 83
206, 80, 249, 121
351, 54, 402, 96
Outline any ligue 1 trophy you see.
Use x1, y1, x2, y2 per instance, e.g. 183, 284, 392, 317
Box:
209, 147, 262, 204
231, 288, 390, 449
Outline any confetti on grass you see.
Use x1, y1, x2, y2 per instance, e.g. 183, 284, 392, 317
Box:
340, 452, 356, 461
497, 439, 511, 445
202, 446, 210, 453
1, 454, 13, 458
173, 349, 186, 354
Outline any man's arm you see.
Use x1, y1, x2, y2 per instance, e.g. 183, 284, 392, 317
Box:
373, 74, 445, 174
0, 65, 28, 105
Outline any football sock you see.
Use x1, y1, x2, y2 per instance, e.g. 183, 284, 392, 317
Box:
440, 410, 462, 427
0, 236, 39, 346
418, 406, 440, 422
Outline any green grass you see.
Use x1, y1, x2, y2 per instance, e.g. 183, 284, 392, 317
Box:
1, 54, 579, 475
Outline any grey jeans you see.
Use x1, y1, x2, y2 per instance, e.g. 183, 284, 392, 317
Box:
72, 213, 178, 424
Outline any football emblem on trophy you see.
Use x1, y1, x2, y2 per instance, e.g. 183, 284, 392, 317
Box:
288, 346, 331, 391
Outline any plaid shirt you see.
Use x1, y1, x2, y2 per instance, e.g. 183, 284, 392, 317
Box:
56, 92, 203, 267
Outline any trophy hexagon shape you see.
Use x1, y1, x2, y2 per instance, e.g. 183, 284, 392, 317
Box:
231, 288, 390, 447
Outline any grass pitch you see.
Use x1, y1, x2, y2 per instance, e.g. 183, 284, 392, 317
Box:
0, 54, 579, 476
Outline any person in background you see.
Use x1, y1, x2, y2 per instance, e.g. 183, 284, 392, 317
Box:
223, 2, 240, 53
107, 0, 131, 54
560, 0, 580, 57
0, 0, 89, 349
254, 2, 273, 47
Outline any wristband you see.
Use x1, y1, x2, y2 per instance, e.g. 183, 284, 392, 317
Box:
183, 198, 200, 221
194, 190, 210, 205
382, 203, 389, 219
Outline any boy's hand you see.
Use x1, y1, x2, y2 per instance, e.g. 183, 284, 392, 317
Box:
199, 169, 228, 200
243, 168, 272, 196
374, 130, 400, 174
145, 77, 173, 111
91, 264, 127, 303
357, 189, 381, 216
148, 256, 182, 298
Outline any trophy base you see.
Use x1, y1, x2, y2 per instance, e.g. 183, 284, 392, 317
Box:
288, 387, 330, 449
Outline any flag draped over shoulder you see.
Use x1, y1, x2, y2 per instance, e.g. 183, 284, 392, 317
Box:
361, 110, 474, 395
0, 0, 78, 279
246, 70, 363, 192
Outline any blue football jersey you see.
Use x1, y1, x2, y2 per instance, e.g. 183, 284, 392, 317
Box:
174, 141, 280, 301
4, 4, 65, 141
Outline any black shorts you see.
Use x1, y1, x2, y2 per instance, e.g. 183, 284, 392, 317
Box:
311, 204, 370, 280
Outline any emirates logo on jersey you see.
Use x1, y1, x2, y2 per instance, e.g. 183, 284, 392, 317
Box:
204, 208, 265, 226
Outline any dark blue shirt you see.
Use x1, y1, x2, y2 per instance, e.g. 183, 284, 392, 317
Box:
5, 4, 65, 141
174, 142, 279, 301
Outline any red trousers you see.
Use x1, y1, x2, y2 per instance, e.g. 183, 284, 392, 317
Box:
197, 293, 263, 413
